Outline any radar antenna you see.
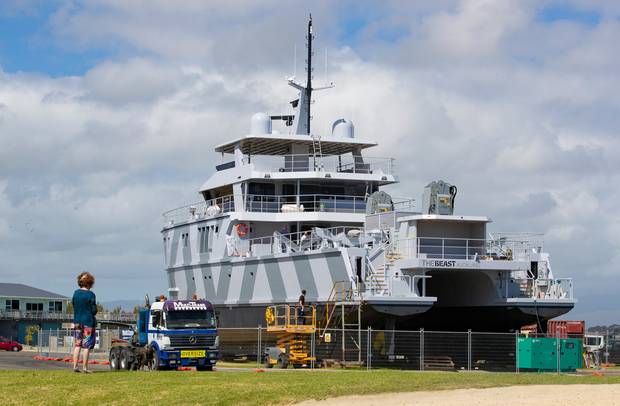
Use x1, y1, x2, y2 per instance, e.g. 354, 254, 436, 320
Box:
286, 15, 334, 136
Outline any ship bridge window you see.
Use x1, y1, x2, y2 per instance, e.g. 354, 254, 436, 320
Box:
248, 182, 275, 196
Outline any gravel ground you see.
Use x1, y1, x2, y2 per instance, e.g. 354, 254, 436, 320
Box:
295, 384, 620, 406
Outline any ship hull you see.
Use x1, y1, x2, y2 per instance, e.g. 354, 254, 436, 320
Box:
213, 302, 572, 332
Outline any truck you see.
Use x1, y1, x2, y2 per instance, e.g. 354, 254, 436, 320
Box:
108, 298, 219, 371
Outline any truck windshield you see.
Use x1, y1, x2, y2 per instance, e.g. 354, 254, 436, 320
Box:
165, 310, 216, 329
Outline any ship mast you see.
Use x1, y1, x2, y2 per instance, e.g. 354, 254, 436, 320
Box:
286, 15, 333, 136
306, 15, 313, 135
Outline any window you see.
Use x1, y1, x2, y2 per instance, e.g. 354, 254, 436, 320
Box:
182, 233, 189, 247
48, 301, 62, 312
26, 303, 43, 311
5, 300, 19, 310
198, 227, 209, 253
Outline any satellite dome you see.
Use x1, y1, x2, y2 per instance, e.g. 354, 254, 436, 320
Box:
332, 118, 354, 138
251, 112, 272, 135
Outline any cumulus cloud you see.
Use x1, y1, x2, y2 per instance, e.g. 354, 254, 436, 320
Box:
0, 1, 619, 324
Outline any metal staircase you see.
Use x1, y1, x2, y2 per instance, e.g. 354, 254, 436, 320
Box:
364, 239, 404, 295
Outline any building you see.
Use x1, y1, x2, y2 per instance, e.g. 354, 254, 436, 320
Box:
0, 283, 71, 343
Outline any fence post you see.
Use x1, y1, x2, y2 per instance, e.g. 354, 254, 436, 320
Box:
420, 328, 424, 371
257, 326, 262, 369
515, 330, 519, 373
467, 329, 472, 371
556, 336, 560, 374
367, 327, 371, 371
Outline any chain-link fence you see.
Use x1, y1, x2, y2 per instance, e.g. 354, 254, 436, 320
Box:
589, 330, 620, 365
36, 327, 125, 355
39, 326, 589, 373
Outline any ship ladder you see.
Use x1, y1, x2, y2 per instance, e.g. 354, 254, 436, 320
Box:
311, 134, 323, 170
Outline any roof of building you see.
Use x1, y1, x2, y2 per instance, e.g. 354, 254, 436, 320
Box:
0, 283, 69, 300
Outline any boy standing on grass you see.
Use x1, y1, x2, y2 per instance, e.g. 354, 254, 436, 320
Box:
71, 272, 98, 373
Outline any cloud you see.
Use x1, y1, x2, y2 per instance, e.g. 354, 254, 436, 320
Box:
0, 1, 619, 326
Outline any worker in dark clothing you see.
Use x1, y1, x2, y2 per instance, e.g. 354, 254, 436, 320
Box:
298, 289, 306, 324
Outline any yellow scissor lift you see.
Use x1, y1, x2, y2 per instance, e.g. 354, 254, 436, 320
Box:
264, 304, 316, 368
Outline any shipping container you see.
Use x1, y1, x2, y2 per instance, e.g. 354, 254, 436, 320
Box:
547, 320, 585, 338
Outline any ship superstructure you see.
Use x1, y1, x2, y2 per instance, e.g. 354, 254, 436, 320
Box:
160, 18, 574, 332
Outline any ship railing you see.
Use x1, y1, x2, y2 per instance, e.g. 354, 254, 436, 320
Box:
508, 277, 573, 300
163, 194, 416, 226
243, 226, 363, 257
242, 154, 395, 175
162, 194, 235, 226
386, 274, 431, 298
245, 193, 368, 213
398, 236, 544, 261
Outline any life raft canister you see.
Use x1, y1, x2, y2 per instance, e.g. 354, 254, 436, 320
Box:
236, 222, 249, 237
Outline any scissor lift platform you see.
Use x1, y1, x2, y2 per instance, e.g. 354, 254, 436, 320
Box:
264, 305, 316, 368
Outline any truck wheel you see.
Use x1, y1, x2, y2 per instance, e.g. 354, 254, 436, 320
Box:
150, 350, 164, 371
120, 348, 133, 370
109, 348, 121, 371
277, 355, 288, 369
196, 365, 213, 371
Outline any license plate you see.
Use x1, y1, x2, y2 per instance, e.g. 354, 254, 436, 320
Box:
181, 350, 205, 358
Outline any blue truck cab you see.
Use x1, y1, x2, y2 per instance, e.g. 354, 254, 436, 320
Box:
138, 299, 219, 370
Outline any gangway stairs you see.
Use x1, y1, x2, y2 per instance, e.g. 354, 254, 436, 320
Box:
365, 240, 404, 295
319, 281, 362, 366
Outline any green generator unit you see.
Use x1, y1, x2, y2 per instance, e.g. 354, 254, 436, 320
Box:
518, 337, 582, 372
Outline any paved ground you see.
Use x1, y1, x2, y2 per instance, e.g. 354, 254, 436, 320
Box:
296, 384, 620, 406
0, 350, 109, 371
0, 350, 289, 372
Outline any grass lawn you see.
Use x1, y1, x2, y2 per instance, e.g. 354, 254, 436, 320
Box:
2, 369, 619, 405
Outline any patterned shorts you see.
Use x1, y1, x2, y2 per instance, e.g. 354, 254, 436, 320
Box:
74, 324, 96, 349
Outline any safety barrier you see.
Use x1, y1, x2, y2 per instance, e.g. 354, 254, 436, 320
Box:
38, 326, 594, 373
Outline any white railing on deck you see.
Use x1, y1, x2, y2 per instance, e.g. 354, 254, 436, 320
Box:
162, 195, 235, 225
245, 194, 368, 213
508, 278, 573, 300
242, 154, 395, 175
163, 193, 416, 226
387, 274, 431, 298
238, 227, 363, 258
398, 236, 542, 261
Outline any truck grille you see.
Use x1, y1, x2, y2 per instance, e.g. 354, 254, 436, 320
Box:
168, 334, 216, 348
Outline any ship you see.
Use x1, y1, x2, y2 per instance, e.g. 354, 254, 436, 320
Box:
160, 17, 575, 332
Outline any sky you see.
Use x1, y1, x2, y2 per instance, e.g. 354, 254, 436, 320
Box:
0, 0, 619, 324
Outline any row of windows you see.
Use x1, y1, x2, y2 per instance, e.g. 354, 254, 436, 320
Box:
162, 224, 223, 259
4, 300, 63, 312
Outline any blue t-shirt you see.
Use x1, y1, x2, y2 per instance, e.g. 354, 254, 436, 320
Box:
72, 289, 97, 327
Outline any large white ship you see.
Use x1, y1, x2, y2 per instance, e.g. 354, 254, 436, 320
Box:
161, 17, 574, 332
